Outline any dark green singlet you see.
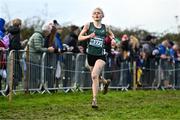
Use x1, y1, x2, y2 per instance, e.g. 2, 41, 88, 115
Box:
87, 22, 106, 56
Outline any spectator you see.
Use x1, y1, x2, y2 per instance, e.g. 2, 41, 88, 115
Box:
158, 40, 171, 88
158, 40, 169, 59
176, 47, 180, 87
140, 35, 158, 87
7, 18, 23, 90
8, 18, 22, 50
169, 43, 179, 87
0, 18, 6, 91
29, 23, 54, 63
53, 20, 64, 88
0, 18, 5, 39
77, 26, 88, 53
129, 35, 140, 62
120, 34, 130, 60
64, 25, 80, 53
62, 25, 80, 91
28, 22, 55, 89
169, 42, 177, 63
142, 35, 158, 59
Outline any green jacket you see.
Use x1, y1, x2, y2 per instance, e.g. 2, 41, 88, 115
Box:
28, 30, 48, 63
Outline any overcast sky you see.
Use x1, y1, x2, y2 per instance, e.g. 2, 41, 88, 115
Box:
0, 0, 180, 33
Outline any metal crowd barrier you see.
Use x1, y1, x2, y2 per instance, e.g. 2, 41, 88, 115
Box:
0, 49, 9, 96
74, 53, 91, 91
175, 62, 180, 89
104, 56, 131, 91
1, 50, 180, 96
141, 59, 159, 89
158, 59, 176, 90
137, 58, 177, 90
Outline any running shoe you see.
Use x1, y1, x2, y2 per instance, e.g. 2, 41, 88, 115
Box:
92, 99, 98, 108
103, 79, 111, 94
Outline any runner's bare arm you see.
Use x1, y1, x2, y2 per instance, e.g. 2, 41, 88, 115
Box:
78, 23, 95, 41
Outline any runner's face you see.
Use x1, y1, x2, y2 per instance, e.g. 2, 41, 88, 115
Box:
92, 10, 103, 21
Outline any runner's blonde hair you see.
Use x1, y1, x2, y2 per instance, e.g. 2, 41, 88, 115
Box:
93, 7, 104, 18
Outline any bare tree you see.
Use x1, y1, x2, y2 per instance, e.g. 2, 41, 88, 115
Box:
175, 15, 180, 33
0, 1, 11, 21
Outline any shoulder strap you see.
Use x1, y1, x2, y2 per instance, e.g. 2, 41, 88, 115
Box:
86, 22, 91, 32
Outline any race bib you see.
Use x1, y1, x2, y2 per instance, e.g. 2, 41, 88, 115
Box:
89, 37, 103, 47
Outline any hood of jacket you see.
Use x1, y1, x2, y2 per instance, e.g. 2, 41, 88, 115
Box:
0, 18, 5, 32
8, 26, 20, 35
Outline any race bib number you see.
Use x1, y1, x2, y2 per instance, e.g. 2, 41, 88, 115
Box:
89, 37, 103, 47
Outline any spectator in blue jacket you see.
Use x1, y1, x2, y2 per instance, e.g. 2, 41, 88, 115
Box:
53, 20, 64, 87
158, 40, 172, 88
0, 18, 5, 39
158, 40, 169, 59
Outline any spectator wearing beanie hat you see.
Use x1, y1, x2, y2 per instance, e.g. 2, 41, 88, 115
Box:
42, 23, 52, 37
27, 22, 55, 89
28, 22, 54, 64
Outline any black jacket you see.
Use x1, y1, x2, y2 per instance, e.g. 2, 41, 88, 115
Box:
8, 26, 22, 51
64, 32, 80, 53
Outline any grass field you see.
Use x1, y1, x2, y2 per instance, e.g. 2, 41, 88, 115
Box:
0, 90, 180, 120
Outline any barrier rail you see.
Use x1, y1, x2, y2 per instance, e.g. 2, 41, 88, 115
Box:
0, 50, 180, 97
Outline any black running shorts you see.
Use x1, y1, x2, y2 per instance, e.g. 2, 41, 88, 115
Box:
87, 54, 106, 66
